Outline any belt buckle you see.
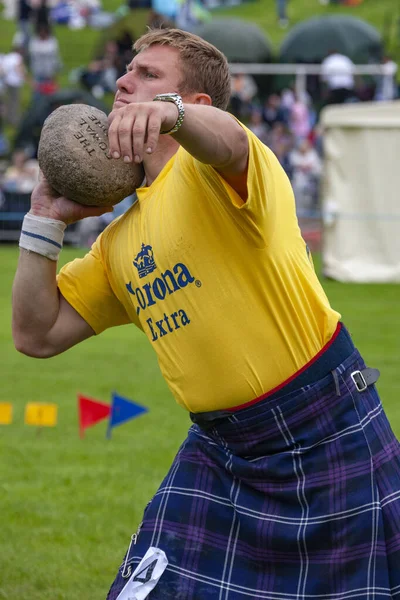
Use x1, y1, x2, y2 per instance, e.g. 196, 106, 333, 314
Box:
351, 370, 367, 392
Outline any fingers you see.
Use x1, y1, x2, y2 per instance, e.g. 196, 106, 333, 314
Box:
108, 103, 163, 164
32, 177, 58, 198
108, 108, 136, 163
108, 111, 123, 160
145, 112, 162, 157
118, 111, 136, 163
130, 113, 147, 163
36, 171, 53, 193
77, 205, 114, 220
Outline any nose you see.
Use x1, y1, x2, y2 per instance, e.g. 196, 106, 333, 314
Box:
117, 71, 134, 94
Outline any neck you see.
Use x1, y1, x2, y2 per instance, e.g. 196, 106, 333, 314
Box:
142, 136, 179, 187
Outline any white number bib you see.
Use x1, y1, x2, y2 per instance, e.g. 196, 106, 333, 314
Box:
116, 547, 168, 600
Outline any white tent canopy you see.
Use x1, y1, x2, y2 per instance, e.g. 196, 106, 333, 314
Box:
321, 101, 400, 283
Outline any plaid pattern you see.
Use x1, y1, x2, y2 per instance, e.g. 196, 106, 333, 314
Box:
107, 348, 400, 599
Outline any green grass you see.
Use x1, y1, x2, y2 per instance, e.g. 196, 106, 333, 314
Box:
0, 245, 399, 598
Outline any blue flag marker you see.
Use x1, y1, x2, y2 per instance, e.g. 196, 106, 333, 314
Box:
107, 392, 148, 438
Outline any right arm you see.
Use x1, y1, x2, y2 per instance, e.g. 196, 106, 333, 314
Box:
12, 178, 113, 358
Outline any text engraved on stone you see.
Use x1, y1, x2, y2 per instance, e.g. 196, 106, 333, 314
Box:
73, 117, 111, 159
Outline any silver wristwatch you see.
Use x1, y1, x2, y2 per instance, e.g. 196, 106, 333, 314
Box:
153, 93, 185, 135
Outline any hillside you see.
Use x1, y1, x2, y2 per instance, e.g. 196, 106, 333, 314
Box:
1, 0, 399, 65
0, 0, 398, 110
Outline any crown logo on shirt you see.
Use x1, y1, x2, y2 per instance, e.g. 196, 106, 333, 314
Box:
133, 243, 156, 278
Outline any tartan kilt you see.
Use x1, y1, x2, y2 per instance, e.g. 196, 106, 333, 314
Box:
107, 348, 400, 599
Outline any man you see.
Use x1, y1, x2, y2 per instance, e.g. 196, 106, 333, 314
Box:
375, 54, 398, 101
2, 38, 27, 127
276, 0, 288, 28
320, 49, 357, 105
12, 29, 400, 599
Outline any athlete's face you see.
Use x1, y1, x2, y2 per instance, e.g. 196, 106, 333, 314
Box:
113, 45, 183, 109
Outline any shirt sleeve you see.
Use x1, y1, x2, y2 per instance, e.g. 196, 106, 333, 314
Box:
57, 233, 131, 335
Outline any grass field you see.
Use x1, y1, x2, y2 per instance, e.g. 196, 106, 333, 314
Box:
1, 244, 399, 598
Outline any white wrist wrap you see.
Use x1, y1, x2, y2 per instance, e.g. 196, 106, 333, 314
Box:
19, 213, 67, 261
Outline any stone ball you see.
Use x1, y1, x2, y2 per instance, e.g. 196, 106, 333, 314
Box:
38, 103, 145, 206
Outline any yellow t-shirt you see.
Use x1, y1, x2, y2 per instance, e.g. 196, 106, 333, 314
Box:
58, 125, 340, 412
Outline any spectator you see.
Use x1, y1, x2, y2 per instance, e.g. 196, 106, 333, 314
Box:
268, 121, 294, 181
0, 112, 10, 157
268, 121, 294, 156
50, 0, 73, 25
262, 93, 287, 128
2, 148, 39, 193
176, 0, 211, 32
290, 138, 322, 213
320, 49, 357, 105
17, 0, 33, 56
375, 55, 398, 101
115, 29, 135, 77
80, 41, 118, 97
274, 141, 293, 180
1, 40, 27, 127
116, 29, 134, 56
31, 0, 50, 28
80, 59, 113, 97
28, 22, 62, 98
149, 0, 178, 27
127, 0, 151, 7
100, 40, 119, 91
308, 124, 324, 158
280, 86, 295, 112
230, 72, 258, 119
276, 0, 288, 28
248, 108, 269, 145
289, 93, 311, 141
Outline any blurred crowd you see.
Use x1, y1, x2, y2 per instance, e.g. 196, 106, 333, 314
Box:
0, 0, 398, 244
231, 48, 398, 216
233, 81, 323, 215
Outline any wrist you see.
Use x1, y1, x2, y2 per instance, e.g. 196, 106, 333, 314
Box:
20, 213, 67, 261
164, 103, 180, 134
29, 207, 67, 225
153, 93, 185, 135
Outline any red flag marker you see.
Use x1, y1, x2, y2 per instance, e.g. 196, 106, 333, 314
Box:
78, 394, 111, 438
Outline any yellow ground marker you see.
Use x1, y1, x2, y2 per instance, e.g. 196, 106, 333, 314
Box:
25, 403, 58, 427
0, 403, 13, 425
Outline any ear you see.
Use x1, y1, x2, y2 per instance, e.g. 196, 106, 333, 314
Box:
185, 92, 212, 106
195, 94, 212, 106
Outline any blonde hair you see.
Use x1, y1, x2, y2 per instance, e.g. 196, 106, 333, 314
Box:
134, 28, 231, 111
